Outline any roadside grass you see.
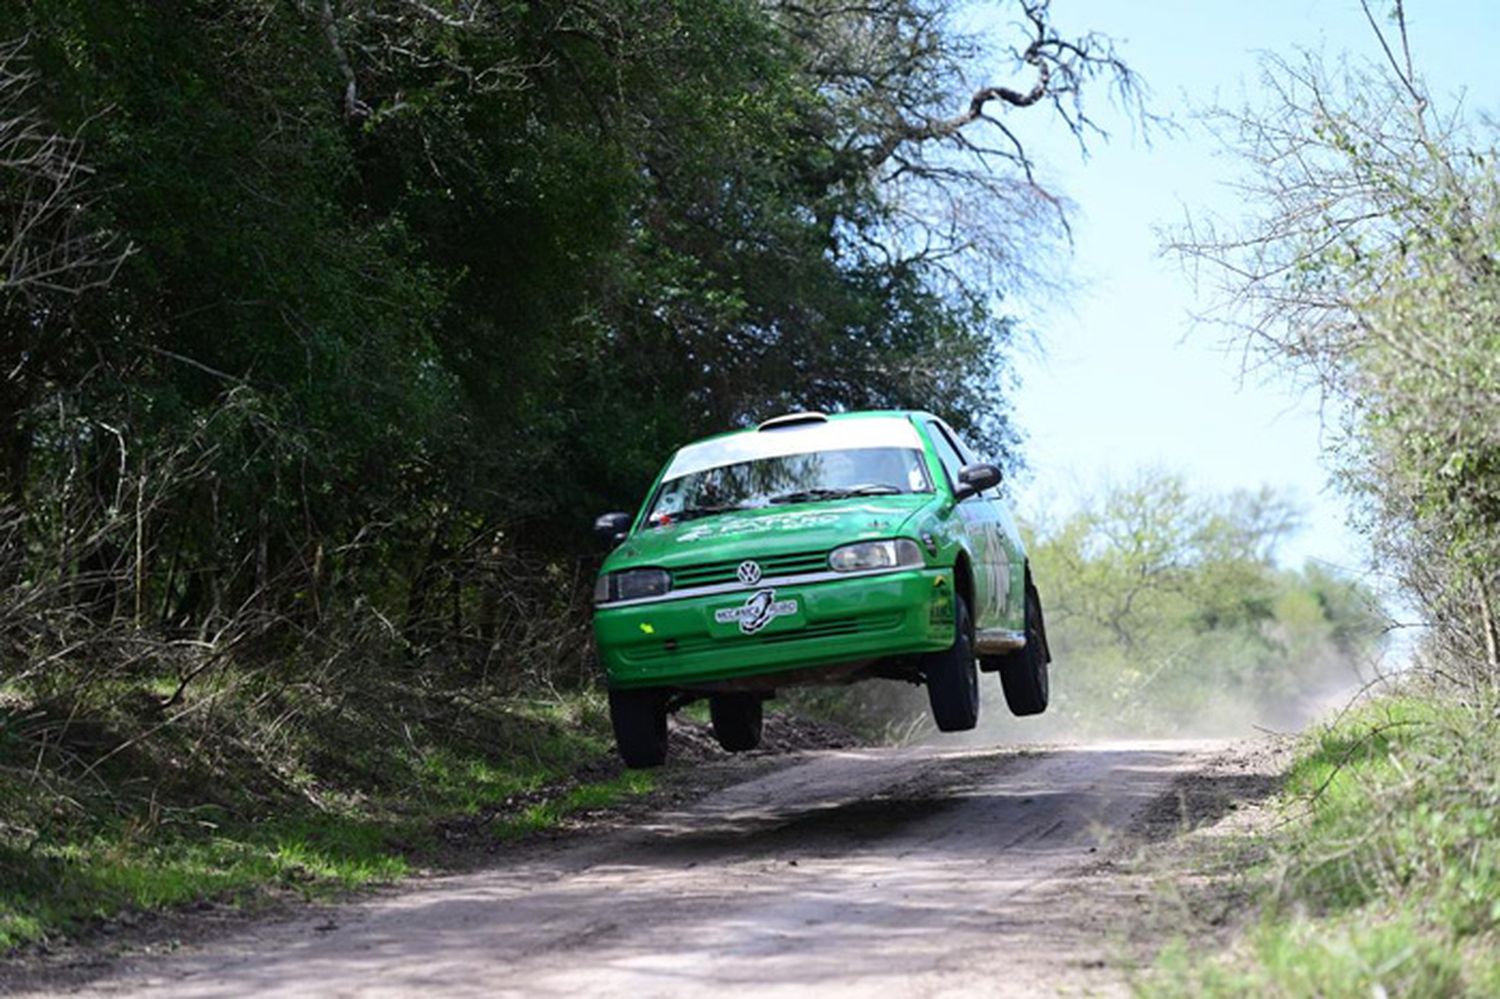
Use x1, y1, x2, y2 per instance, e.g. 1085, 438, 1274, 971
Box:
0, 686, 652, 951
1145, 690, 1500, 996
493, 770, 656, 840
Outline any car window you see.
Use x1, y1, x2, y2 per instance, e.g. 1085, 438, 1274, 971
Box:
930, 420, 1002, 500
924, 421, 972, 499
645, 446, 932, 528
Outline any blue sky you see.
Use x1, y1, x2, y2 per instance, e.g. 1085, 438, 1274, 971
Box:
969, 1, 1499, 573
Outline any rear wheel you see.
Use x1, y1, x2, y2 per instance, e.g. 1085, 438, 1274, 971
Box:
925, 594, 980, 732
998, 585, 1049, 716
608, 687, 669, 768
709, 693, 764, 752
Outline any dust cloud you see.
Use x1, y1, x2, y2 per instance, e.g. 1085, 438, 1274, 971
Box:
949, 648, 1385, 747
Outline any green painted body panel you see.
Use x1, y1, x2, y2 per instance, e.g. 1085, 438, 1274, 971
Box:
592, 410, 1029, 691
607, 494, 934, 572
597, 567, 955, 689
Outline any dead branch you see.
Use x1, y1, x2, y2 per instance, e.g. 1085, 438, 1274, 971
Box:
863, 0, 1146, 168
0, 36, 131, 307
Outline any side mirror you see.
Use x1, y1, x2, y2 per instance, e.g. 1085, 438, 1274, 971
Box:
954, 462, 1002, 501
593, 511, 633, 547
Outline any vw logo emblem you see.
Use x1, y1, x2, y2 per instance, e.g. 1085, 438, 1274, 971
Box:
736, 560, 763, 586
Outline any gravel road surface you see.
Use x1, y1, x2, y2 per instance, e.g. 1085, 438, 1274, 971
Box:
26, 739, 1272, 998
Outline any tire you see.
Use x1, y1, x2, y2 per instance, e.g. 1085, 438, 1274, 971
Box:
925, 593, 980, 732
709, 693, 764, 752
999, 585, 1049, 716
608, 687, 669, 768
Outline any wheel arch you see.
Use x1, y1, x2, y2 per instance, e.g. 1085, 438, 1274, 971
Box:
951, 550, 976, 618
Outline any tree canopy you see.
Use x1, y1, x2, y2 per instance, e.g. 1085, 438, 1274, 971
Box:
1, 0, 1141, 684
1025, 472, 1383, 735
1167, 1, 1500, 687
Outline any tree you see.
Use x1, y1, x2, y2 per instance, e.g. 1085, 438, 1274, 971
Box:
1165, 1, 1500, 685
0, 37, 127, 308
1, 36, 131, 506
0, 0, 1150, 698
1024, 471, 1381, 735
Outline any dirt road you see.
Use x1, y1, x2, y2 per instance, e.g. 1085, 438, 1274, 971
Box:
35, 740, 1277, 997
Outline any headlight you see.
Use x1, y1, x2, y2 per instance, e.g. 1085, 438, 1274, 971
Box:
828, 539, 924, 573
594, 568, 672, 603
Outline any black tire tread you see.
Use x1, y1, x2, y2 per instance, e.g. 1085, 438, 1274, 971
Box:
609, 687, 669, 768
999, 586, 1049, 717
709, 693, 764, 752
925, 595, 980, 732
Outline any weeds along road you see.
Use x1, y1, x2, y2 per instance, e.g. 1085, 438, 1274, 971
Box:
51, 740, 1270, 998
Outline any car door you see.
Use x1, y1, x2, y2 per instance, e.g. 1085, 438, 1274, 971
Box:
979, 469, 1026, 636
923, 419, 1007, 633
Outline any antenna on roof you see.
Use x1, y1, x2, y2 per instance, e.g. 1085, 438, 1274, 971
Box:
757, 411, 830, 431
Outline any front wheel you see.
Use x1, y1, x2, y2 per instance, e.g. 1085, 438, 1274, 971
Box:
709, 693, 764, 752
997, 585, 1049, 717
924, 594, 979, 732
608, 687, 669, 768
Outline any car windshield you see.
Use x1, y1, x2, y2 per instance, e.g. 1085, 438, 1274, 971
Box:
645, 446, 931, 527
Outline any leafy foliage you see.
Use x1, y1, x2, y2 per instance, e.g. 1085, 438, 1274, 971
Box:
1167, 5, 1500, 688
1, 0, 1133, 663
0, 0, 1149, 944
1024, 471, 1383, 736
1149, 8, 1500, 991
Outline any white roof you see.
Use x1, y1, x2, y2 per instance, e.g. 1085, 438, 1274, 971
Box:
662, 416, 923, 481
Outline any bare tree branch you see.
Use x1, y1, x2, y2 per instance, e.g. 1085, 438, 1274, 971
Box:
308, 0, 536, 122
0, 36, 131, 309
318, 0, 370, 119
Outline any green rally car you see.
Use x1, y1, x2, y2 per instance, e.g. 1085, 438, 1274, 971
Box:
591, 410, 1051, 767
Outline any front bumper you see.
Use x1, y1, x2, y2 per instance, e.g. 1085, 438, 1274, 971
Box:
594, 568, 956, 690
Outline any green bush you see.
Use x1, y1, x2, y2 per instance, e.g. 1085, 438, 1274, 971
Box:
1148, 692, 1500, 996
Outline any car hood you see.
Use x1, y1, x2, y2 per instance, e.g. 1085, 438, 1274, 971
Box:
606, 494, 938, 571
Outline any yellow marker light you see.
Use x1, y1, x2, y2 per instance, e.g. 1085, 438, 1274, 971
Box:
639, 622, 655, 635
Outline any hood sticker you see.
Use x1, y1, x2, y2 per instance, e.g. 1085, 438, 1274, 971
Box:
676, 510, 842, 544
714, 589, 799, 635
